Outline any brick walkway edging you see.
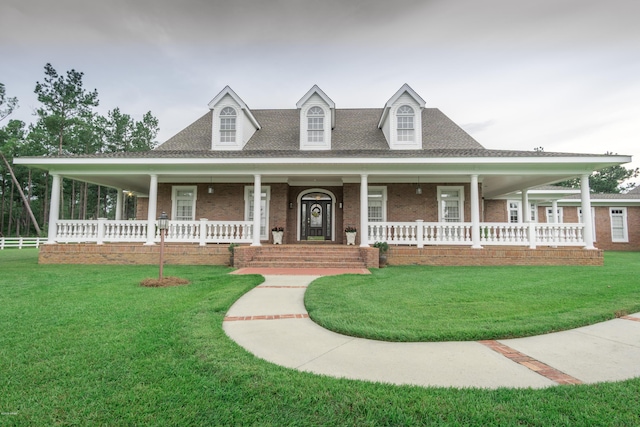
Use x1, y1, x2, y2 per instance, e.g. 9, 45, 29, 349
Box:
479, 340, 583, 385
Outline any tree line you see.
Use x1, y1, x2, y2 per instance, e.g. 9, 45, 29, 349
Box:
0, 64, 159, 237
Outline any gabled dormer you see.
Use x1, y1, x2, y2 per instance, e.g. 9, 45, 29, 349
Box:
296, 85, 335, 150
378, 84, 425, 150
208, 86, 261, 151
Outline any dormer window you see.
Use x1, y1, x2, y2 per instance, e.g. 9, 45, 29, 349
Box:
397, 105, 414, 142
307, 107, 324, 143
220, 107, 237, 143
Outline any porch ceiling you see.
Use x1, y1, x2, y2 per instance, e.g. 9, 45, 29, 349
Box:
14, 154, 630, 198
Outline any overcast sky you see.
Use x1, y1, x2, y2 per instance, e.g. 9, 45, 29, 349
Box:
1, 0, 639, 185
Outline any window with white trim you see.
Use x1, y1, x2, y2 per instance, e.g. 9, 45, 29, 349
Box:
307, 106, 324, 143
172, 186, 197, 221
397, 105, 414, 142
438, 186, 464, 222
368, 187, 387, 222
609, 207, 628, 242
545, 207, 563, 223
578, 207, 597, 242
508, 201, 520, 223
529, 203, 538, 222
220, 107, 236, 143
245, 186, 270, 240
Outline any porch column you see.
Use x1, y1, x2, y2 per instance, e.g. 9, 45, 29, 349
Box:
47, 174, 61, 244
581, 174, 596, 249
145, 174, 158, 245
252, 174, 262, 246
470, 174, 482, 248
360, 174, 369, 247
115, 189, 123, 221
521, 189, 529, 222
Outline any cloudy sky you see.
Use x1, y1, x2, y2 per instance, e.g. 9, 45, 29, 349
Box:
1, 0, 639, 184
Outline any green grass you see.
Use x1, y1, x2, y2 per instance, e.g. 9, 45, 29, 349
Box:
1, 249, 640, 425
305, 252, 640, 342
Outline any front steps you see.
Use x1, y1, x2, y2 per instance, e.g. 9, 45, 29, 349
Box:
235, 245, 378, 269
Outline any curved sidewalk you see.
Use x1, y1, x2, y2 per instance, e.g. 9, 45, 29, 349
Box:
223, 274, 640, 389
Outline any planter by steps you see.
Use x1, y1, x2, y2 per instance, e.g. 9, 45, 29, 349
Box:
271, 228, 284, 245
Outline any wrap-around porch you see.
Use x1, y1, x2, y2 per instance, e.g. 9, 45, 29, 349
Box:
44, 172, 597, 251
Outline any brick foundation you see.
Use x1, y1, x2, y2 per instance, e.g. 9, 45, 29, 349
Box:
387, 246, 603, 266
39, 243, 231, 265
38, 243, 602, 266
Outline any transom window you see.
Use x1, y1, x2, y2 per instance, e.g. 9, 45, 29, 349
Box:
438, 187, 464, 222
172, 186, 197, 221
508, 201, 520, 223
397, 105, 414, 142
610, 208, 628, 242
368, 187, 387, 222
220, 107, 236, 143
307, 106, 324, 143
545, 207, 563, 223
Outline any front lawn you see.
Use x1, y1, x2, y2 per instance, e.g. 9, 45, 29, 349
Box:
305, 252, 640, 341
1, 249, 640, 425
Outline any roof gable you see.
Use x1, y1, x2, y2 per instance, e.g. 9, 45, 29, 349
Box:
378, 83, 426, 129
207, 86, 261, 130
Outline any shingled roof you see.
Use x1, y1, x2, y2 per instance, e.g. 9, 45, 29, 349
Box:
156, 108, 486, 152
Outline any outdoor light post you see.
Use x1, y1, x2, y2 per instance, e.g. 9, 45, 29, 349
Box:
157, 212, 169, 280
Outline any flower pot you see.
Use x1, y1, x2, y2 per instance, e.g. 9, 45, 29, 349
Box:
346, 232, 357, 245
272, 230, 284, 245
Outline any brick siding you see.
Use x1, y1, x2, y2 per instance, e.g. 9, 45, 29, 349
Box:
39, 243, 231, 265
387, 246, 603, 266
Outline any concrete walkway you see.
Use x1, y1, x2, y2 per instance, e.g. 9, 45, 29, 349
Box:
223, 273, 640, 389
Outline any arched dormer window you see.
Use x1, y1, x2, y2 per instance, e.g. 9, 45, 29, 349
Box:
397, 105, 414, 142
220, 107, 237, 143
307, 106, 324, 143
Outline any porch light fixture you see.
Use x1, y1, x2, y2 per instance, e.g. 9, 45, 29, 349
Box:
416, 177, 422, 195
157, 212, 169, 280
207, 185, 214, 194
289, 202, 293, 209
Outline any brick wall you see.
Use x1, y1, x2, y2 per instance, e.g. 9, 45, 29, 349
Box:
593, 205, 640, 251
387, 246, 603, 266
484, 200, 507, 222
39, 243, 232, 265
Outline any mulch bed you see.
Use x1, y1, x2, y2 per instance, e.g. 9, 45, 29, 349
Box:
140, 277, 190, 287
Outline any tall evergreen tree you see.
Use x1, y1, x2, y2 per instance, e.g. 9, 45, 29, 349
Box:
34, 63, 99, 155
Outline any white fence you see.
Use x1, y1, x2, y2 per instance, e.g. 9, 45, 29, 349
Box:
54, 219, 253, 244
0, 237, 46, 249
369, 221, 585, 248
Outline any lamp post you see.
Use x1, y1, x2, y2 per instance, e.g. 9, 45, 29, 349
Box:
157, 212, 169, 280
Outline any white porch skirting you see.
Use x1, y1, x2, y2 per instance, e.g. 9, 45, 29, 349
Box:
50, 219, 585, 248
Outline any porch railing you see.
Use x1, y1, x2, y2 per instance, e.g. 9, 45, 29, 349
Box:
51, 219, 584, 248
54, 219, 253, 244
369, 221, 585, 248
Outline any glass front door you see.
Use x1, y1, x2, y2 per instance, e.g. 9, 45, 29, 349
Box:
300, 192, 332, 241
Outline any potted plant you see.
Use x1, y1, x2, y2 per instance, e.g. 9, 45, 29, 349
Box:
373, 241, 389, 267
228, 243, 238, 267
271, 226, 284, 244
345, 226, 357, 245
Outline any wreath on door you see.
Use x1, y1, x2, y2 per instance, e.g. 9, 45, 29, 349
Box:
311, 206, 321, 218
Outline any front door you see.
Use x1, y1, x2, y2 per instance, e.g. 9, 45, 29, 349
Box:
300, 193, 332, 241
